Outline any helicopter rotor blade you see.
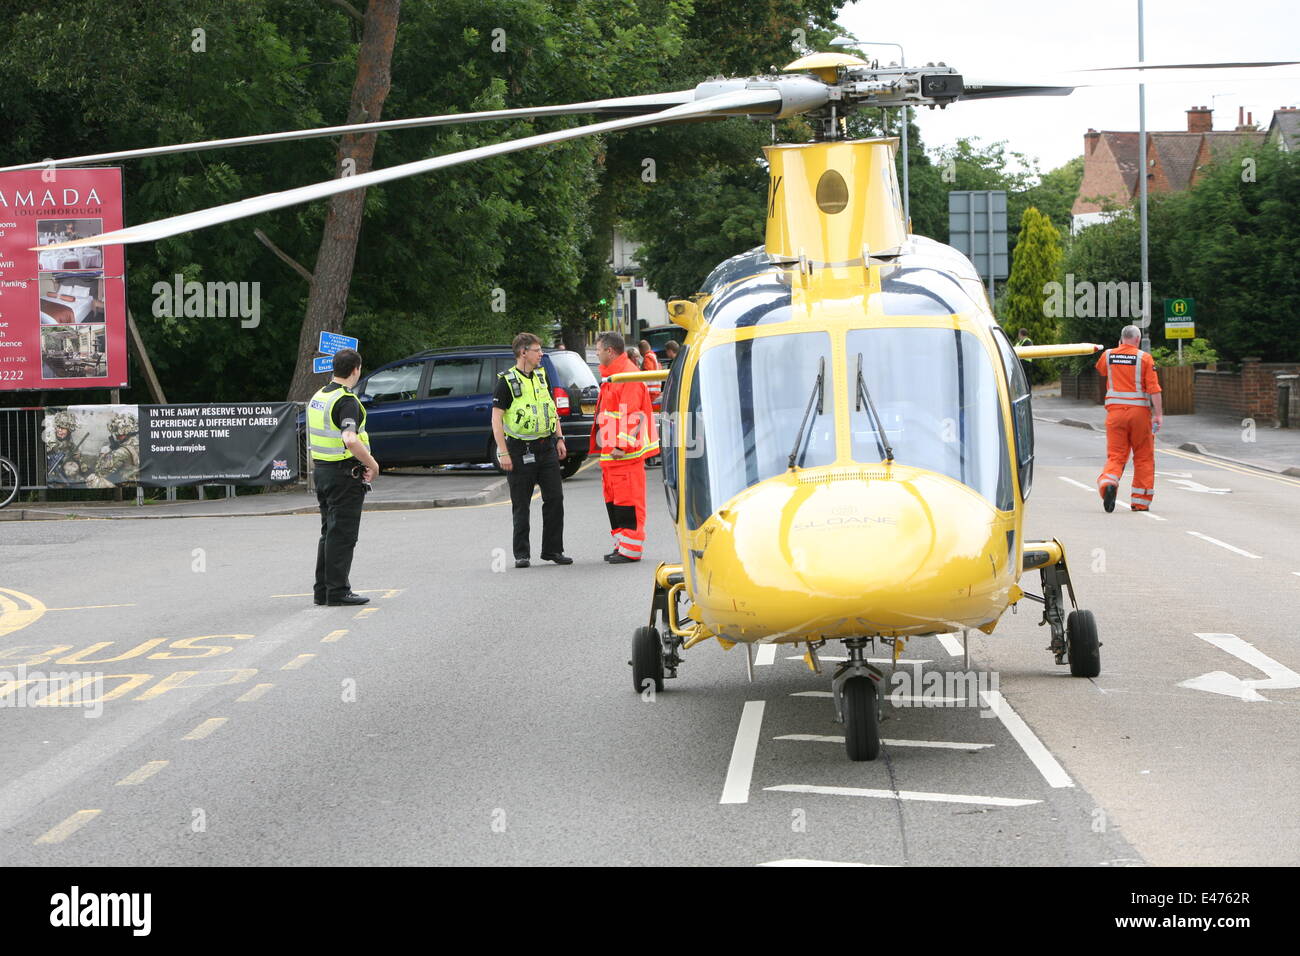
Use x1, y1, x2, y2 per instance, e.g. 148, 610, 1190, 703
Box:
959, 58, 1300, 101
0, 90, 701, 174
34, 87, 786, 251
1080, 59, 1300, 72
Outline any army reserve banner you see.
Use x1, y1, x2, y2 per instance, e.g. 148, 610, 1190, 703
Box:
43, 403, 299, 487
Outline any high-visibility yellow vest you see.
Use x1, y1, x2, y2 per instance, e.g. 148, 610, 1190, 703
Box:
500, 365, 558, 441
307, 385, 370, 461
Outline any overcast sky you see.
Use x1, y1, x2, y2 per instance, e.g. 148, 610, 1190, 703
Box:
835, 0, 1300, 174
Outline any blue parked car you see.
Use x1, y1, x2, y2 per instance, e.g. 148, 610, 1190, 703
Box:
352, 344, 599, 478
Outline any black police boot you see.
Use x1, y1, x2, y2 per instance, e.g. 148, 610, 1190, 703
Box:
607, 553, 639, 564
1102, 484, 1117, 514
515, 558, 530, 568
327, 592, 370, 606
541, 553, 573, 565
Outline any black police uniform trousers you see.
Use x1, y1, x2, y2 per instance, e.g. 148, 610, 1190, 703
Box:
314, 459, 366, 601
506, 434, 564, 560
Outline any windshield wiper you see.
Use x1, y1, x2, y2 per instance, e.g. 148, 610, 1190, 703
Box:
855, 352, 894, 463
787, 356, 825, 470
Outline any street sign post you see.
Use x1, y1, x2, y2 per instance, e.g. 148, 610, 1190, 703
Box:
1164, 298, 1195, 358
318, 331, 359, 355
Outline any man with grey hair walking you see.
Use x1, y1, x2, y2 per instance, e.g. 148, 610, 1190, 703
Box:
1095, 325, 1163, 512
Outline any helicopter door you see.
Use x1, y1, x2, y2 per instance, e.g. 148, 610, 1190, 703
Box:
992, 328, 1034, 499
659, 344, 688, 519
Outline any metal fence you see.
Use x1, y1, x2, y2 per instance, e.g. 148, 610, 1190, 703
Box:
0, 404, 308, 495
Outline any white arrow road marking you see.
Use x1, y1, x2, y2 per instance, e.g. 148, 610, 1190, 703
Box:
980, 691, 1076, 788
719, 701, 765, 804
754, 644, 777, 666
1168, 478, 1231, 494
766, 784, 1039, 807
1057, 476, 1166, 520
936, 632, 965, 656
783, 656, 933, 665
1178, 633, 1300, 702
1186, 531, 1261, 559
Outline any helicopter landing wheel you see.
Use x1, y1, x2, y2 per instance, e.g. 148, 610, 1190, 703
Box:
1066, 610, 1101, 678
631, 625, 665, 694
842, 676, 881, 762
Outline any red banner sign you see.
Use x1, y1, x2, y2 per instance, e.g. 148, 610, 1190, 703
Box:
0, 168, 127, 391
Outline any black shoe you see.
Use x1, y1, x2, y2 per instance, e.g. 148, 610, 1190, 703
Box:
607, 553, 639, 564
541, 553, 573, 565
516, 558, 530, 568
327, 592, 370, 606
603, 551, 618, 562
1102, 484, 1117, 513
314, 593, 326, 606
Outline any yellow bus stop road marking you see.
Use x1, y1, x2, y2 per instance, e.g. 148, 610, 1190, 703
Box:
36, 809, 101, 844
271, 589, 402, 598
116, 760, 169, 786
281, 654, 315, 670
40, 603, 137, 611
236, 683, 274, 702
182, 717, 228, 740
0, 588, 48, 640
353, 607, 377, 620
321, 630, 348, 643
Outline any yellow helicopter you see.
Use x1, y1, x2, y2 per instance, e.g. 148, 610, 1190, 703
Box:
18, 48, 1295, 761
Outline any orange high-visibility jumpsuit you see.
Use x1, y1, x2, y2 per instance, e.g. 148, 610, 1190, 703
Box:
641, 348, 663, 410
1096, 344, 1161, 510
593, 352, 660, 559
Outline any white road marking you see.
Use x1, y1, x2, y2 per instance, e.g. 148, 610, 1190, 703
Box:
783, 656, 933, 664
758, 859, 881, 867
1179, 632, 1300, 702
1058, 475, 1165, 519
979, 691, 1075, 788
754, 645, 777, 666
1186, 531, 1261, 559
1168, 478, 1230, 495
936, 632, 964, 656
775, 735, 994, 750
766, 784, 1039, 807
789, 691, 968, 703
116, 760, 168, 786
719, 701, 765, 805
35, 809, 101, 844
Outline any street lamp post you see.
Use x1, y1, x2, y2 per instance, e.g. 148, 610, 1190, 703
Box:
1138, 0, 1151, 353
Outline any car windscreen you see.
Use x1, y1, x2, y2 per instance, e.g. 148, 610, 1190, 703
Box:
548, 350, 599, 391
685, 331, 834, 528
845, 327, 1012, 510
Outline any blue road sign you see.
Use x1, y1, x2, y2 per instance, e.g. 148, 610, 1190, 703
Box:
318, 331, 359, 355
312, 356, 334, 374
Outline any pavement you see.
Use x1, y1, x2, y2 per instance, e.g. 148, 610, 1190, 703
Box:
1032, 388, 1300, 477
0, 463, 522, 521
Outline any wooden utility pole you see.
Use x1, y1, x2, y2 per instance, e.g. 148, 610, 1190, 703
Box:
286, 0, 401, 401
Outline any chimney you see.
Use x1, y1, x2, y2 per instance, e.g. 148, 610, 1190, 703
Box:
1187, 105, 1212, 133
1085, 128, 1101, 155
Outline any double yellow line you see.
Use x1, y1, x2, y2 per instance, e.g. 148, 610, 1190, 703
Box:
1156, 446, 1300, 489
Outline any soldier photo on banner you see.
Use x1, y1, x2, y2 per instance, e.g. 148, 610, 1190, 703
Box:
41, 405, 140, 488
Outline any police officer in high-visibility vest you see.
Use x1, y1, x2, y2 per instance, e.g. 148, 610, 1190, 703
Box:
307, 348, 380, 605
492, 332, 572, 569
1096, 325, 1164, 513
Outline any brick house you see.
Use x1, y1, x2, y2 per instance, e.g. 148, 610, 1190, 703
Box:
1071, 106, 1272, 231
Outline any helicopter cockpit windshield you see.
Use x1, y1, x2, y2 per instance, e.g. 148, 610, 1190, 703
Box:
846, 327, 1013, 510
686, 331, 835, 528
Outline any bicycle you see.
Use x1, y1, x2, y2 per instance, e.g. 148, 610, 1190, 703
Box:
0, 455, 19, 509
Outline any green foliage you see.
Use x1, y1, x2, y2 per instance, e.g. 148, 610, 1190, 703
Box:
1150, 337, 1219, 367
1001, 207, 1062, 382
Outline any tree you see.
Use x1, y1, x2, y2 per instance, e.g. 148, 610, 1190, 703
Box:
287, 0, 400, 403
1001, 207, 1062, 382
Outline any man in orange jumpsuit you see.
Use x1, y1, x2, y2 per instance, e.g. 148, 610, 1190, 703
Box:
1096, 324, 1164, 512
593, 332, 659, 563
638, 338, 663, 409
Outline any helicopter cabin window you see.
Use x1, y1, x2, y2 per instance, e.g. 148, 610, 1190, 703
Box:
660, 344, 688, 519
702, 277, 794, 331
993, 327, 1034, 498
845, 328, 1014, 512
686, 332, 834, 529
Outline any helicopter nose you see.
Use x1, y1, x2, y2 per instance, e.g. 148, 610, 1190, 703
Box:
699, 468, 1013, 635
